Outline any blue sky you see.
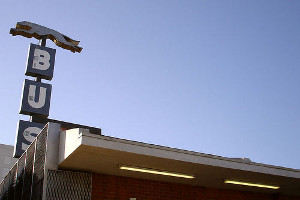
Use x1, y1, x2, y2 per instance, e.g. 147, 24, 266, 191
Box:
0, 0, 299, 169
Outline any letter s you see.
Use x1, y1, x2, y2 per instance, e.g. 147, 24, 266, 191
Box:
21, 126, 41, 151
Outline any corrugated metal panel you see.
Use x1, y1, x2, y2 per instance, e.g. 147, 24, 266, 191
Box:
15, 154, 26, 200
23, 140, 36, 200
0, 179, 3, 199
7, 165, 17, 200
31, 128, 47, 200
0, 171, 9, 200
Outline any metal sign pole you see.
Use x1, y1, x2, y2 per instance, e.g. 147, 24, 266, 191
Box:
40, 35, 47, 47
30, 35, 47, 123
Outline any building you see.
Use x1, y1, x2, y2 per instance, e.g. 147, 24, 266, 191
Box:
0, 144, 17, 182
0, 122, 300, 200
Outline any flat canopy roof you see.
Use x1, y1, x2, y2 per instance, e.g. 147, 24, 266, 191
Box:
58, 128, 300, 197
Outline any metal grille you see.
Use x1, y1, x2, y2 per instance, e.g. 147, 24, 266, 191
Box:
0, 171, 9, 200
46, 170, 91, 200
31, 128, 47, 200
0, 179, 3, 199
23, 140, 36, 200
0, 180, 3, 200
0, 124, 48, 200
15, 154, 26, 200
7, 165, 17, 200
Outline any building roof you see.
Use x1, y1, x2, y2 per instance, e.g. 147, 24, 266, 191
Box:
0, 144, 14, 150
58, 128, 300, 197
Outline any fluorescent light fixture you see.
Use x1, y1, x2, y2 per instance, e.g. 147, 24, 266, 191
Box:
225, 180, 279, 190
119, 165, 195, 179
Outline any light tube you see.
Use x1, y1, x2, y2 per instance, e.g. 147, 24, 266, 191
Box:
225, 180, 279, 189
119, 165, 195, 179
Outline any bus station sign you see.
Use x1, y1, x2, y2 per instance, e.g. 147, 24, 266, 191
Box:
10, 21, 82, 157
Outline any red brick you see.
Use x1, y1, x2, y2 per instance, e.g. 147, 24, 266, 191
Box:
92, 173, 299, 200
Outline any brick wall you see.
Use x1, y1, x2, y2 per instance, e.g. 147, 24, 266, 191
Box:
92, 173, 300, 200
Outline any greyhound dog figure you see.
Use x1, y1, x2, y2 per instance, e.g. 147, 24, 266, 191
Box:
10, 21, 82, 53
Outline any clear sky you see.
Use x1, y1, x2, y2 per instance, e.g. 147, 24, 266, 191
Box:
0, 0, 299, 169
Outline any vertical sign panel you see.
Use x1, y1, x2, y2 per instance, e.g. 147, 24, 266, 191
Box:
13, 120, 45, 157
19, 79, 52, 117
25, 43, 56, 80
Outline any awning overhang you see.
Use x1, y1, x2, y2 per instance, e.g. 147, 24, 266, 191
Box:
58, 128, 300, 197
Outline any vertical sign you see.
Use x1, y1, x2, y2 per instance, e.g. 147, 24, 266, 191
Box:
14, 43, 56, 157
10, 21, 82, 158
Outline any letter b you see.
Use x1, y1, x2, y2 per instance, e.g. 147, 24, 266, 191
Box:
32, 48, 50, 70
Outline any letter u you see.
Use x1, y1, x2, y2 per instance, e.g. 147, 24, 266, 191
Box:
28, 85, 47, 109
